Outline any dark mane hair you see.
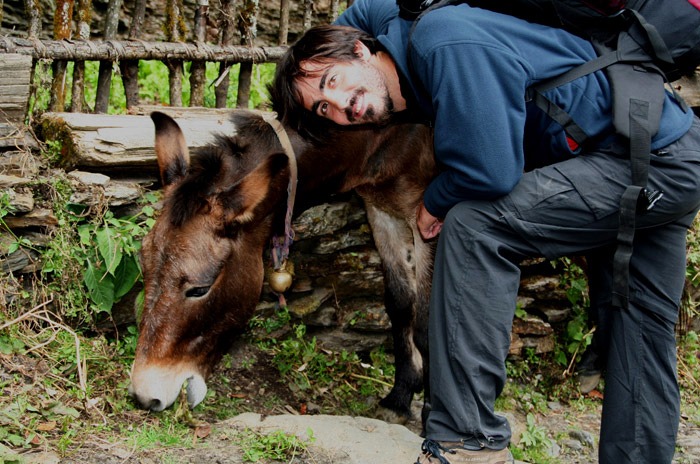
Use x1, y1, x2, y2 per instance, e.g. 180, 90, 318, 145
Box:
269, 25, 382, 142
167, 111, 290, 228
167, 149, 229, 228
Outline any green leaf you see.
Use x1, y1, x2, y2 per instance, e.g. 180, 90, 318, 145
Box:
84, 260, 115, 312
49, 404, 81, 418
113, 257, 141, 300
96, 227, 122, 276
78, 225, 92, 246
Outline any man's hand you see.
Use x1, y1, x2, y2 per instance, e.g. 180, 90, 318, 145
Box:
417, 202, 443, 240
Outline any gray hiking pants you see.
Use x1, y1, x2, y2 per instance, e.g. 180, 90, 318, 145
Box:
425, 117, 700, 464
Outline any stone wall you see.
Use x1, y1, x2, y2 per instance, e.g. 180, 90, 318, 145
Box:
1, 108, 567, 359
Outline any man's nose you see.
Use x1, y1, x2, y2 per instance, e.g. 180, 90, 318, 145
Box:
325, 88, 350, 110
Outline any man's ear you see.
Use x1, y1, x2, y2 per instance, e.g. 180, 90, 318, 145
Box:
353, 40, 372, 61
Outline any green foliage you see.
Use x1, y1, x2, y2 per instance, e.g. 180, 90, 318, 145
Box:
520, 413, 553, 450
554, 258, 594, 370
76, 207, 154, 314
0, 191, 36, 256
122, 415, 193, 450
39, 176, 157, 321
249, 307, 292, 334
256, 321, 394, 416
29, 59, 276, 115
0, 190, 13, 219
238, 428, 314, 463
0, 335, 25, 356
678, 331, 700, 424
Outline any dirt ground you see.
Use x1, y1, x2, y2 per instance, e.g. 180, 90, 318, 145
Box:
3, 339, 699, 464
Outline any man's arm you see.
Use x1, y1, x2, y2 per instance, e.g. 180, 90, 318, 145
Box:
411, 15, 531, 218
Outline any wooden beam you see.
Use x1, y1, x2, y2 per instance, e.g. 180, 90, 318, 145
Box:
0, 53, 31, 147
0, 37, 287, 63
39, 109, 241, 170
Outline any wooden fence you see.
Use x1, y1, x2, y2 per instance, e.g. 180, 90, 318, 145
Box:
1, 0, 348, 117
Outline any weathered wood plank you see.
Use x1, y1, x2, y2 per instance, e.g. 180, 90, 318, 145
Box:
39, 109, 241, 170
0, 54, 32, 147
0, 37, 287, 63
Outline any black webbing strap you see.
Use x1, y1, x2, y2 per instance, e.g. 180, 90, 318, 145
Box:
528, 51, 621, 146
608, 59, 665, 309
611, 98, 652, 309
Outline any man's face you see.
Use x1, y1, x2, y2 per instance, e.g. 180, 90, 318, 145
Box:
295, 56, 394, 126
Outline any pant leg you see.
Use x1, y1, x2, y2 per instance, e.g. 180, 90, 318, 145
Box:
425, 118, 700, 455
598, 215, 696, 464
425, 158, 623, 447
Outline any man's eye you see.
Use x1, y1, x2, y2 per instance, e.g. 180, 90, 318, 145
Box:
319, 102, 328, 115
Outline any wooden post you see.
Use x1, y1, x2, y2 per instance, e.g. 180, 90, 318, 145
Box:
95, 0, 122, 113
24, 0, 42, 122
189, 0, 209, 107
70, 0, 92, 113
330, 0, 340, 21
303, 0, 314, 32
121, 0, 147, 111
279, 0, 290, 45
166, 0, 187, 107
25, 0, 42, 39
215, 0, 236, 108
237, 0, 259, 109
49, 0, 74, 112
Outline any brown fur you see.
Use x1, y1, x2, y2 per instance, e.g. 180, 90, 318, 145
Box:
131, 110, 436, 421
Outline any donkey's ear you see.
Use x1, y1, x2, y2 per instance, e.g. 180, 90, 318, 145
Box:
217, 152, 289, 226
151, 112, 190, 186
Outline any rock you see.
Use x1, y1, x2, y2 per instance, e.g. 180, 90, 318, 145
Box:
5, 188, 34, 213
562, 439, 584, 451
293, 202, 355, 239
2, 208, 58, 229
0, 174, 30, 188
68, 170, 111, 185
569, 429, 595, 448
222, 413, 423, 464
512, 316, 553, 336
314, 329, 389, 354
287, 288, 333, 318
547, 401, 563, 411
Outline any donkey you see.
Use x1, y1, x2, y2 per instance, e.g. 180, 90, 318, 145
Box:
129, 110, 436, 424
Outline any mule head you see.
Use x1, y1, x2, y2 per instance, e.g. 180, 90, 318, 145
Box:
129, 112, 289, 411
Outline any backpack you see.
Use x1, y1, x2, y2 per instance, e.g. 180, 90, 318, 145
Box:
398, 0, 700, 308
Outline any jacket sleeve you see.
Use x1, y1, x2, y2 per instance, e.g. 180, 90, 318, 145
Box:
415, 38, 531, 218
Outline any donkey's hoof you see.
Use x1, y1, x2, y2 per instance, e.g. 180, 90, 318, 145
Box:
375, 405, 412, 425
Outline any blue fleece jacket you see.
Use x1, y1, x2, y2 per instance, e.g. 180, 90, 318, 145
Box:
335, 0, 693, 218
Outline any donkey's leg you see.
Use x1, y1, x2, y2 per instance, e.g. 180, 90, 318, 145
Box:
365, 203, 424, 422
412, 224, 435, 435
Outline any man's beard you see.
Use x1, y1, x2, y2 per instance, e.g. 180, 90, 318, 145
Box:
345, 91, 394, 124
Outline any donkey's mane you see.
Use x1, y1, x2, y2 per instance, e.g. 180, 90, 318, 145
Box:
167, 141, 237, 228
229, 111, 282, 151
166, 111, 285, 228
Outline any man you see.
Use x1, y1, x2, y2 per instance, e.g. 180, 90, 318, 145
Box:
270, 0, 700, 462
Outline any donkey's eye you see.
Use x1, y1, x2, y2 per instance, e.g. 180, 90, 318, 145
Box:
186, 286, 211, 298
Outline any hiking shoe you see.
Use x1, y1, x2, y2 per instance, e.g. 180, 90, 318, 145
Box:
415, 439, 514, 464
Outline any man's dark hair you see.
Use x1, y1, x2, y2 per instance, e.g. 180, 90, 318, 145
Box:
269, 25, 382, 141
